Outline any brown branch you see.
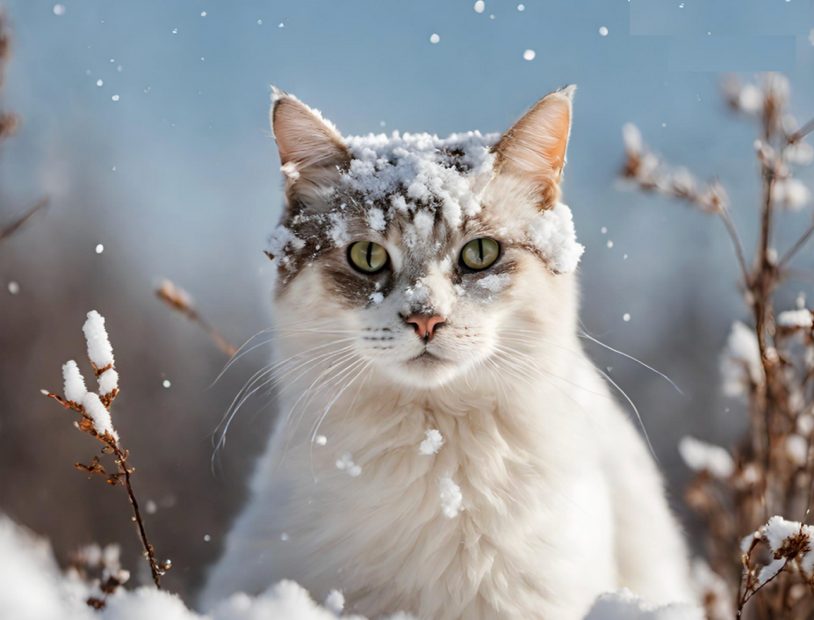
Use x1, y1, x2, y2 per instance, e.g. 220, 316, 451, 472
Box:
778, 219, 814, 271
0, 197, 47, 244
155, 278, 237, 356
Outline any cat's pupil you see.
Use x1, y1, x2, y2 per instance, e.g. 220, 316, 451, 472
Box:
478, 239, 484, 261
366, 242, 373, 268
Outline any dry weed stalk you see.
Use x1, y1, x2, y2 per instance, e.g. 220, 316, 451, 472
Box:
622, 73, 814, 619
41, 311, 170, 595
67, 543, 132, 610
0, 14, 47, 247
156, 278, 237, 356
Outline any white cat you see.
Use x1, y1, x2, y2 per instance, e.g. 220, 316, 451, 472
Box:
201, 86, 695, 619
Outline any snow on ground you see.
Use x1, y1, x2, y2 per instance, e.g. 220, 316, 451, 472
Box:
0, 515, 703, 619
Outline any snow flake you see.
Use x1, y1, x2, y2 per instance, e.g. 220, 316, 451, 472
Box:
324, 590, 345, 614
369, 292, 384, 305
439, 477, 463, 518
430, 33, 440, 44
367, 207, 386, 232
419, 429, 444, 455
599, 27, 609, 36
523, 49, 536, 61
53, 4, 66, 16
474, 1, 485, 13
7, 281, 19, 294
477, 274, 510, 293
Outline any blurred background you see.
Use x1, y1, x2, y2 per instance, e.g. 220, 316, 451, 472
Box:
1, 0, 813, 603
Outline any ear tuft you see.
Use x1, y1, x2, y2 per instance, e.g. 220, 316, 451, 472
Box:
270, 89, 350, 188
492, 85, 576, 209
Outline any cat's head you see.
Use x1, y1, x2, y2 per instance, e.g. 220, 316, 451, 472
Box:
266, 87, 584, 389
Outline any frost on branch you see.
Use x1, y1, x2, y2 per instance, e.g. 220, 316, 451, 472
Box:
678, 436, 735, 479
83, 310, 115, 369
42, 310, 167, 591
719, 320, 762, 400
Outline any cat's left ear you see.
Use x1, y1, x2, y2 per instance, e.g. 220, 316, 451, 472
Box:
492, 85, 575, 210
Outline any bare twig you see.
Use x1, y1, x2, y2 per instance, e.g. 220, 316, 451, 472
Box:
778, 218, 814, 271
0, 197, 48, 244
155, 278, 237, 356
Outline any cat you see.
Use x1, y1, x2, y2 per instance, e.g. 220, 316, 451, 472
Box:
200, 86, 695, 619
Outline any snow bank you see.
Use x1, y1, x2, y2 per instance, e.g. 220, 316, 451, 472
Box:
0, 515, 703, 619
583, 589, 703, 620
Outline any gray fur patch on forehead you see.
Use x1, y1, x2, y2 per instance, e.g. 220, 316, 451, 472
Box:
341, 131, 500, 231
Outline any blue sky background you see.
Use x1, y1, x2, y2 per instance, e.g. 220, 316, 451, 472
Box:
2, 0, 814, 592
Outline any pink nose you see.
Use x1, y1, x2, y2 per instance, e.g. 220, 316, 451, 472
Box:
405, 314, 445, 342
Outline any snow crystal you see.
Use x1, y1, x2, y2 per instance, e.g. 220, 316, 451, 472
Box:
678, 436, 735, 478
474, 1, 485, 13
419, 429, 444, 455
778, 309, 813, 328
7, 281, 19, 294
315, 435, 327, 446
367, 207, 386, 232
324, 589, 344, 614
439, 477, 463, 518
583, 588, 704, 620
82, 392, 116, 440
523, 49, 536, 61
430, 33, 440, 44
62, 361, 87, 403
477, 273, 511, 293
623, 313, 631, 322
369, 292, 384, 305
517, 4, 525, 10
720, 321, 761, 399
95, 244, 104, 254
53, 4, 65, 16
98, 368, 119, 396
785, 141, 813, 166
96, 79, 103, 87
163, 380, 171, 388
83, 311, 115, 369
599, 27, 608, 36
526, 203, 585, 273
111, 95, 120, 102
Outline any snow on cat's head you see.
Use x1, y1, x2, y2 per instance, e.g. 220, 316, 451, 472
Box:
266, 86, 583, 388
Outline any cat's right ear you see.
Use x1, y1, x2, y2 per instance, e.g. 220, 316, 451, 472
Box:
270, 87, 351, 196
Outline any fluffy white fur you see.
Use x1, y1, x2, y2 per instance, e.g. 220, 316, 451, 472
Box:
201, 91, 694, 619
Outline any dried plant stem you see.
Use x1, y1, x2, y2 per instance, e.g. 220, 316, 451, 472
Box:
0, 197, 47, 244
718, 206, 752, 287
778, 219, 814, 271
44, 390, 165, 589
110, 442, 162, 588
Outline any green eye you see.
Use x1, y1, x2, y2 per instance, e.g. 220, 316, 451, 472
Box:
348, 241, 389, 274
460, 238, 500, 271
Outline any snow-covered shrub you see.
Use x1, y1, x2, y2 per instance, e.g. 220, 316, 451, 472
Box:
622, 73, 814, 619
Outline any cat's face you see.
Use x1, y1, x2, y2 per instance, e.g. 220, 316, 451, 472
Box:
267, 88, 583, 389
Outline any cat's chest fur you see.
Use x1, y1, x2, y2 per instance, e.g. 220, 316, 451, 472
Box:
227, 369, 619, 619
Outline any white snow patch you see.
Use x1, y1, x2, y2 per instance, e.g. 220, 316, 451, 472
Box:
367, 207, 386, 232
526, 202, 585, 273
62, 361, 87, 403
523, 49, 536, 61
583, 588, 704, 620
678, 436, 735, 478
281, 162, 300, 181
419, 429, 444, 455
82, 392, 117, 441
439, 477, 463, 518
329, 215, 350, 248
774, 178, 811, 210
477, 273, 510, 293
369, 292, 384, 305
268, 225, 306, 257
720, 321, 761, 399
324, 589, 344, 614
778, 309, 813, 329
83, 311, 115, 368
98, 368, 119, 396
